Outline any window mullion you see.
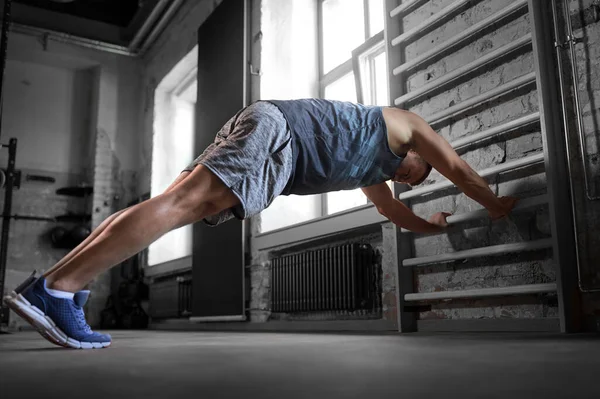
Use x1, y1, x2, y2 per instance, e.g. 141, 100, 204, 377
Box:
364, 0, 370, 40
321, 58, 353, 87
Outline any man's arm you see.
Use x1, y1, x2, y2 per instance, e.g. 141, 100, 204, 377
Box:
164, 171, 191, 193
362, 183, 450, 234
407, 113, 516, 219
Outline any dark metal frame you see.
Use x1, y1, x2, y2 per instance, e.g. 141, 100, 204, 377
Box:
385, 0, 417, 333
0, 0, 13, 330
0, 138, 18, 327
528, 0, 581, 332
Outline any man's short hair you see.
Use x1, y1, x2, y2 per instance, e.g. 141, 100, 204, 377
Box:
411, 157, 432, 186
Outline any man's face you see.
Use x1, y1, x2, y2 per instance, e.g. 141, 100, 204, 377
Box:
392, 151, 429, 186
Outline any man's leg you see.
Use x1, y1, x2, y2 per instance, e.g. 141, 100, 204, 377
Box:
42, 171, 192, 280
46, 165, 238, 293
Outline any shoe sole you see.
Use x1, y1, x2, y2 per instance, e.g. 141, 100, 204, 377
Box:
3, 292, 111, 349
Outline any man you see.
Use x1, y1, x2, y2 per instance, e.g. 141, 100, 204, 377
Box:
4, 99, 516, 348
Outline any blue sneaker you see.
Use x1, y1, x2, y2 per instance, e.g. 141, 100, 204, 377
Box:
3, 275, 111, 349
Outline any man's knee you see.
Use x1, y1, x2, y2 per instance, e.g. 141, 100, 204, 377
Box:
168, 165, 239, 221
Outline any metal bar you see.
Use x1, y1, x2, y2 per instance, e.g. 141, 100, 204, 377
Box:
531, 0, 585, 332
403, 238, 553, 267
294, 254, 299, 311
399, 152, 544, 200
12, 23, 134, 56
340, 246, 345, 310
345, 245, 350, 310
304, 252, 308, 311
389, 0, 427, 18
350, 245, 355, 310
425, 72, 537, 126
335, 247, 340, 310
309, 252, 313, 311
272, 260, 277, 312
298, 253, 303, 312
0, 138, 16, 314
395, 34, 533, 105
391, 0, 471, 46
393, 0, 528, 75
562, 0, 599, 200
284, 256, 289, 312
405, 283, 557, 301
550, 0, 600, 294
329, 248, 335, 310
386, 0, 417, 332
319, 249, 325, 311
400, 194, 549, 233
0, 0, 11, 142
452, 112, 540, 150
0, 214, 56, 222
129, 0, 170, 51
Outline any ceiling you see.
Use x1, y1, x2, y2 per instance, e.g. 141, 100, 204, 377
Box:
15, 0, 140, 27
8, 0, 181, 54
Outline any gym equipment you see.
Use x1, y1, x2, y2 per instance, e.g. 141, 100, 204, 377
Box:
0, 0, 13, 332
49, 226, 69, 247
0, 139, 17, 329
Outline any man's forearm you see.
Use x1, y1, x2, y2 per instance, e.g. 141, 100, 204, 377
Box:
452, 161, 504, 214
384, 200, 442, 234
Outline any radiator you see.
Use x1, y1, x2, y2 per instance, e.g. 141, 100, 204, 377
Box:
149, 276, 192, 319
271, 243, 377, 313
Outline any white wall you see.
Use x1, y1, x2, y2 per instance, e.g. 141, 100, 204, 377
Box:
2, 60, 92, 173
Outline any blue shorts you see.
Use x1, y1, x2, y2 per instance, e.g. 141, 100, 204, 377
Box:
183, 101, 293, 226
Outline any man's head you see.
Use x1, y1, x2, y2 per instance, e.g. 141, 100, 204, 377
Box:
392, 150, 432, 186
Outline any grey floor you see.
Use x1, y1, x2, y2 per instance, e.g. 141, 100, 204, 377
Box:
1, 331, 599, 399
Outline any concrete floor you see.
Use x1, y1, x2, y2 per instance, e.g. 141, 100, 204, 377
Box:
1, 331, 599, 399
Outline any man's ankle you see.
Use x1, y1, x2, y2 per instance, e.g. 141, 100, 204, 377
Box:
45, 277, 80, 294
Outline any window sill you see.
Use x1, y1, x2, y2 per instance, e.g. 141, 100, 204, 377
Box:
144, 255, 192, 279
252, 203, 388, 251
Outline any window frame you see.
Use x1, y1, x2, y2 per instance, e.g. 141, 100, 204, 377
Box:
256, 0, 389, 243
318, 0, 386, 217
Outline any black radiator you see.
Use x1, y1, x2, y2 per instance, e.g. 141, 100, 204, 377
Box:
271, 243, 377, 313
149, 276, 192, 319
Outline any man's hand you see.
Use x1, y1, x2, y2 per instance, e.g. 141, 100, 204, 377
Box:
428, 212, 452, 229
488, 196, 518, 220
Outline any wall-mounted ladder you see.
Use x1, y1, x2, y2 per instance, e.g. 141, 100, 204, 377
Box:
384, 0, 579, 333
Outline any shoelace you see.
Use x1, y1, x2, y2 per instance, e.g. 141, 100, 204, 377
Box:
70, 302, 93, 334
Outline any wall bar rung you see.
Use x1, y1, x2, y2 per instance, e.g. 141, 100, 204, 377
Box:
392, 0, 528, 75
404, 283, 557, 301
451, 112, 540, 150
400, 194, 548, 233
402, 238, 553, 267
394, 34, 532, 106
398, 152, 545, 200
424, 72, 537, 127
389, 0, 427, 18
391, 0, 471, 47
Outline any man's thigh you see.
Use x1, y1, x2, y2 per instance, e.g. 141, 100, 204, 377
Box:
172, 164, 240, 213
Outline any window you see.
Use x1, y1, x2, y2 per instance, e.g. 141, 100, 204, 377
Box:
258, 0, 388, 233
321, 0, 388, 216
148, 48, 198, 266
